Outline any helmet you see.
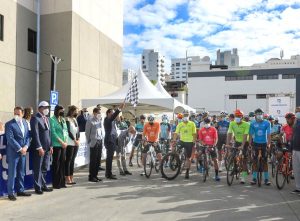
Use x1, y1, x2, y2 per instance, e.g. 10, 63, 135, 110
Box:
285, 112, 295, 119
140, 114, 146, 120
204, 117, 211, 124
268, 115, 274, 121
234, 109, 244, 117
147, 114, 155, 122
177, 113, 183, 119
248, 112, 255, 117
162, 114, 169, 121
254, 108, 264, 114
244, 115, 249, 120
220, 111, 227, 116
263, 113, 269, 119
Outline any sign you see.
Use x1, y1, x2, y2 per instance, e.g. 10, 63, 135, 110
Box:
50, 90, 59, 111
74, 132, 90, 168
268, 96, 291, 123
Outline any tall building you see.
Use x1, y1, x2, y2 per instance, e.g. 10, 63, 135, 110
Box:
122, 69, 136, 85
141, 49, 165, 84
216, 48, 239, 67
0, 0, 123, 122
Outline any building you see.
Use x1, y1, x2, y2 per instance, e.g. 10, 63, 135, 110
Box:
216, 48, 239, 67
122, 69, 136, 85
0, 0, 123, 122
188, 55, 300, 116
141, 49, 165, 84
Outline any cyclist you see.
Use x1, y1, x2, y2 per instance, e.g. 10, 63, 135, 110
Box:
249, 108, 271, 186
190, 113, 200, 129
160, 114, 171, 152
198, 117, 220, 181
172, 110, 197, 179
226, 109, 250, 184
129, 114, 146, 167
199, 111, 210, 128
216, 111, 230, 171
141, 114, 161, 175
249, 112, 255, 123
279, 112, 296, 159
243, 115, 250, 123
228, 113, 235, 122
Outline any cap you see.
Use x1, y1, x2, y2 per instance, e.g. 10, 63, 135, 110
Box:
38, 101, 50, 107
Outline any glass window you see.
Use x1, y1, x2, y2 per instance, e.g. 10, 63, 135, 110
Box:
225, 75, 253, 81
229, 94, 247, 99
256, 94, 267, 99
0, 14, 3, 41
282, 74, 296, 79
176, 63, 180, 66
257, 74, 279, 80
28, 29, 37, 53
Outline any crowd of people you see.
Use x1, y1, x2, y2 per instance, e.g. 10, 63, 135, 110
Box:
1, 101, 300, 201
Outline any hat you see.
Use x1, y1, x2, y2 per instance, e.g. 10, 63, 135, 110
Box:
38, 101, 50, 107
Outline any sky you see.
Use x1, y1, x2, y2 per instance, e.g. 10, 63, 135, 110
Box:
123, 0, 300, 72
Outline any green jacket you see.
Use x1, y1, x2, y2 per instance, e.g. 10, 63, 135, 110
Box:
50, 116, 68, 147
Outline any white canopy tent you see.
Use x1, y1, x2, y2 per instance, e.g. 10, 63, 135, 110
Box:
81, 69, 195, 115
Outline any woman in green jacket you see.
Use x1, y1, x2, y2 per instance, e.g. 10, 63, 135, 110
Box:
50, 105, 68, 189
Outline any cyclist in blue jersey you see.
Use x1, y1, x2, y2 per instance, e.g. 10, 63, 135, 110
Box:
216, 111, 229, 171
190, 113, 200, 129
160, 114, 171, 141
249, 108, 271, 185
129, 114, 146, 166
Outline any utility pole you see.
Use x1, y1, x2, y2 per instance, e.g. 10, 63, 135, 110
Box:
49, 54, 62, 91
36, 0, 40, 108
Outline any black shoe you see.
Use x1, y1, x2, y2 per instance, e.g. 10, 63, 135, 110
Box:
106, 175, 117, 180
124, 171, 132, 175
35, 190, 44, 195
129, 162, 133, 167
89, 178, 99, 182
98, 167, 105, 171
53, 186, 61, 189
96, 177, 102, 182
61, 185, 67, 188
8, 195, 17, 201
185, 172, 189, 179
291, 189, 300, 194
17, 192, 31, 197
70, 182, 77, 185
120, 171, 126, 176
42, 187, 53, 192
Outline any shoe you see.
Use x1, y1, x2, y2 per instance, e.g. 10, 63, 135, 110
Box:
61, 185, 67, 188
106, 175, 117, 180
250, 179, 257, 185
140, 172, 145, 176
17, 192, 31, 197
291, 175, 295, 180
42, 187, 53, 192
98, 167, 105, 171
291, 189, 300, 194
35, 190, 44, 195
240, 178, 245, 184
70, 182, 76, 185
215, 176, 220, 182
89, 178, 99, 182
8, 195, 17, 201
66, 183, 73, 186
124, 171, 132, 175
96, 177, 102, 182
53, 186, 61, 189
129, 162, 133, 167
185, 172, 189, 179
264, 180, 271, 186
120, 171, 126, 176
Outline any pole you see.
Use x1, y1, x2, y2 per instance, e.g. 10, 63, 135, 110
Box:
235, 100, 237, 110
185, 49, 188, 105
50, 55, 62, 91
36, 0, 40, 108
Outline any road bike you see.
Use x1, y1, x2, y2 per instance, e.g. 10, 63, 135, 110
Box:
276, 147, 293, 190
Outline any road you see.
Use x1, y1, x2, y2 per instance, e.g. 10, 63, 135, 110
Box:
1, 162, 300, 221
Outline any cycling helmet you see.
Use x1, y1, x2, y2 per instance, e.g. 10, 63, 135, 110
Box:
254, 108, 264, 114
220, 111, 227, 116
268, 115, 274, 121
248, 112, 255, 117
147, 114, 155, 122
263, 113, 269, 119
285, 112, 295, 119
140, 114, 146, 120
161, 114, 169, 121
177, 113, 183, 119
234, 109, 244, 117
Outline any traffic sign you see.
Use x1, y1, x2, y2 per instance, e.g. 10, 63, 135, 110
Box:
50, 90, 59, 111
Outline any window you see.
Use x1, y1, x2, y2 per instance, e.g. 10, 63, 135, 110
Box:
171, 64, 174, 67
256, 94, 267, 99
0, 14, 3, 41
176, 68, 180, 70
225, 75, 253, 81
188, 62, 191, 65
182, 67, 186, 70
257, 74, 278, 80
142, 61, 145, 64
282, 74, 296, 79
182, 63, 186, 66
28, 29, 37, 53
142, 65, 146, 69
176, 63, 180, 66
229, 94, 247, 99
142, 56, 145, 59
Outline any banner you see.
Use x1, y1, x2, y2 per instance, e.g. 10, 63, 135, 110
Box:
74, 132, 90, 168
268, 96, 291, 123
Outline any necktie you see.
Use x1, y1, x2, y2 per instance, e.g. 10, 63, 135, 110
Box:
43, 116, 49, 129
18, 121, 25, 137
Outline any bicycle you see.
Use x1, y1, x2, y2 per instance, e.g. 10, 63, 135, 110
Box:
270, 141, 279, 178
197, 145, 212, 182
255, 147, 265, 187
159, 138, 170, 156
143, 142, 160, 178
160, 142, 186, 180
226, 145, 243, 186
136, 141, 143, 168
276, 147, 293, 190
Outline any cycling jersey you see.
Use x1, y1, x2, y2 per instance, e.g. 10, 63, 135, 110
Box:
175, 121, 196, 142
281, 124, 293, 142
249, 120, 271, 144
135, 123, 144, 133
217, 120, 230, 135
198, 127, 218, 146
160, 122, 171, 139
227, 121, 250, 143
143, 122, 160, 142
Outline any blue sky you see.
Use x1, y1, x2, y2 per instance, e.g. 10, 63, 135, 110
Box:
123, 0, 300, 72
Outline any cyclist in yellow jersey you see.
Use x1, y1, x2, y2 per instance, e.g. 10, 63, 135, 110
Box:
172, 111, 197, 179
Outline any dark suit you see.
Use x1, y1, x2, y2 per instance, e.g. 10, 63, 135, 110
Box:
104, 109, 120, 177
5, 118, 30, 195
77, 114, 87, 132
30, 112, 52, 191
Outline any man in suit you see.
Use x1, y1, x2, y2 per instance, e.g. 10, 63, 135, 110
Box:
85, 107, 104, 182
5, 106, 31, 201
77, 108, 89, 132
30, 101, 53, 194
104, 102, 125, 179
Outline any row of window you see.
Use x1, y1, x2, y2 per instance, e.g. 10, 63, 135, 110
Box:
225, 74, 296, 81
0, 14, 37, 53
229, 94, 268, 99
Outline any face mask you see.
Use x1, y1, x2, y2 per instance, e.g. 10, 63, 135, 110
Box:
43, 109, 49, 116
250, 117, 254, 121
205, 124, 211, 128
296, 112, 300, 119
97, 114, 102, 120
235, 117, 241, 123
59, 111, 65, 117
149, 121, 154, 125
183, 117, 189, 122
83, 112, 88, 118
163, 119, 168, 124
14, 115, 21, 122
256, 115, 263, 121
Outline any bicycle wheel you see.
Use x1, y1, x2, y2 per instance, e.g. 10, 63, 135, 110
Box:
155, 158, 160, 173
202, 156, 208, 182
136, 144, 142, 168
271, 153, 276, 178
160, 153, 181, 180
144, 151, 153, 178
226, 159, 235, 186
179, 152, 186, 174
276, 158, 287, 190
257, 159, 263, 187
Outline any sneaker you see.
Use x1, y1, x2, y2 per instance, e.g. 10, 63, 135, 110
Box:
8, 195, 17, 201
215, 176, 220, 182
291, 189, 300, 194
240, 177, 245, 184
129, 162, 133, 167
264, 179, 271, 186
250, 179, 257, 185
140, 172, 145, 176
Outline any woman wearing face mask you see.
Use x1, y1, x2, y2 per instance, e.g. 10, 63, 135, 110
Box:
65, 105, 80, 185
50, 105, 68, 189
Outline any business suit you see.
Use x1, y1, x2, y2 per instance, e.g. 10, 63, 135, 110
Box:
85, 116, 103, 180
30, 112, 52, 192
104, 109, 120, 177
5, 118, 30, 196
